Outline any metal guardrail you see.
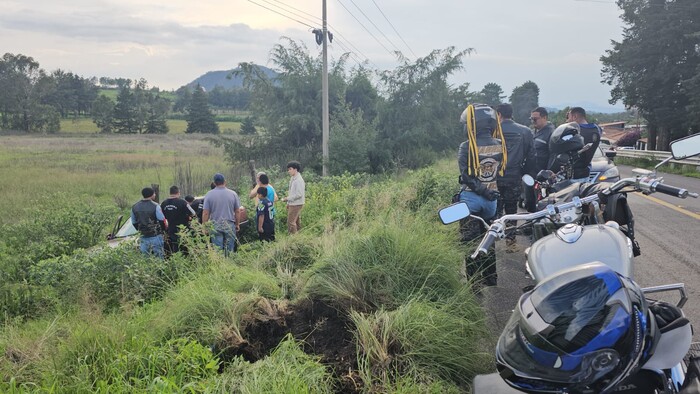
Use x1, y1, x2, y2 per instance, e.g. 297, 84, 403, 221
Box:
613, 149, 700, 169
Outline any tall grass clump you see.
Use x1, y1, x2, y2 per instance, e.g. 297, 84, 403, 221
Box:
214, 334, 334, 394
303, 216, 464, 312
138, 259, 281, 344
351, 292, 492, 389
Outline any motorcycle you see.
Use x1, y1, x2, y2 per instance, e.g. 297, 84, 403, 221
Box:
438, 132, 700, 393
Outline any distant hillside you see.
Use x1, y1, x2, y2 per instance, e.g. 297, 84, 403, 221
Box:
187, 65, 278, 91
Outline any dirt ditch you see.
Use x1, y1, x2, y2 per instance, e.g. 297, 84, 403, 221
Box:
215, 298, 362, 393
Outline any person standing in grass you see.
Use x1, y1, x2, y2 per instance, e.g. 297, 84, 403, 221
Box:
131, 187, 166, 259
161, 185, 195, 256
281, 160, 305, 234
202, 173, 242, 255
256, 186, 275, 242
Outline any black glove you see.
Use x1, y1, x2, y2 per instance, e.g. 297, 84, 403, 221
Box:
480, 189, 500, 201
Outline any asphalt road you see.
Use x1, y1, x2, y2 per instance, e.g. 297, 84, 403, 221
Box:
478, 165, 700, 343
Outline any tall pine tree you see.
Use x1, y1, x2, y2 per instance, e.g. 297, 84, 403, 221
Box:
186, 85, 219, 134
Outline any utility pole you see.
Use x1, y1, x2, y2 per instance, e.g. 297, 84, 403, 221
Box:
322, 0, 329, 177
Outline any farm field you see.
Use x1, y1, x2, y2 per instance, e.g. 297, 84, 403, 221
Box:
59, 118, 242, 134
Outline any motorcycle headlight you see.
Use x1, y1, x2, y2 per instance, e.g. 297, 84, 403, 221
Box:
598, 166, 619, 181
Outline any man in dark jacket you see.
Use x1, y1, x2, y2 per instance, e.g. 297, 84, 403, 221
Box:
526, 107, 555, 212
457, 104, 508, 286
131, 187, 166, 258
161, 185, 196, 256
496, 103, 535, 217
567, 107, 601, 183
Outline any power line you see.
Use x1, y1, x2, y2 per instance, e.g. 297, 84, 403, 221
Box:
247, 0, 315, 29
370, 0, 417, 58
335, 0, 395, 57
348, 0, 402, 55
262, 0, 321, 26
265, 0, 375, 66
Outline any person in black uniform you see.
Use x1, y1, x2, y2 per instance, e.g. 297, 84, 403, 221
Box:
526, 107, 555, 212
567, 107, 601, 183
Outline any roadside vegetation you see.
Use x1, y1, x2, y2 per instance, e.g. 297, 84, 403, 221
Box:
0, 133, 493, 392
615, 156, 700, 179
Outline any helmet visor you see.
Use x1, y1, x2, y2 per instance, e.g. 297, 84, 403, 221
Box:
497, 306, 624, 387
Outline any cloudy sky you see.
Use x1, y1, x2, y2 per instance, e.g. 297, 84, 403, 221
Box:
0, 0, 626, 111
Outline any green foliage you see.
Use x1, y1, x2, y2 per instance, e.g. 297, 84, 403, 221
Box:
601, 0, 700, 150
215, 335, 334, 394
376, 47, 472, 170
92, 95, 115, 133
329, 99, 375, 174
186, 85, 219, 134
478, 82, 506, 106
510, 81, 540, 124
0, 53, 61, 133
111, 79, 170, 134
303, 219, 464, 312
239, 116, 257, 135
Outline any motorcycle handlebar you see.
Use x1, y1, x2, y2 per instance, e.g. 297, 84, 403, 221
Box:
471, 231, 498, 259
653, 182, 690, 199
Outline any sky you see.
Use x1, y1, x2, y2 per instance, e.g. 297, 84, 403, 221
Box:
0, 0, 627, 112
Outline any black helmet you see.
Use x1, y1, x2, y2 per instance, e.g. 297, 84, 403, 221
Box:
460, 103, 498, 134
496, 262, 657, 393
549, 122, 584, 156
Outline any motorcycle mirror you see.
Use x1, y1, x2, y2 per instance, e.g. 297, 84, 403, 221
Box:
605, 150, 617, 159
438, 202, 470, 224
670, 132, 700, 160
522, 174, 535, 187
537, 170, 554, 182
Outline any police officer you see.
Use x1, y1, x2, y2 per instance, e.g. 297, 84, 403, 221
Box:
457, 104, 508, 286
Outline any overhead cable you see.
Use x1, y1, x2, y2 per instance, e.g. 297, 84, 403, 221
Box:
369, 0, 417, 58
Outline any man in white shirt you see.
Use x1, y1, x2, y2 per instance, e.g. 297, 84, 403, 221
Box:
281, 161, 305, 234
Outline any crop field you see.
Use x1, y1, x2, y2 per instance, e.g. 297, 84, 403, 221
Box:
0, 133, 491, 393
59, 118, 242, 134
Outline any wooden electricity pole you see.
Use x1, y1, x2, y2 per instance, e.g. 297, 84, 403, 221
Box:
322, 0, 329, 177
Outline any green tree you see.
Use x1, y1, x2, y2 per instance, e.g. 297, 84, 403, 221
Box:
91, 95, 115, 133
329, 99, 376, 174
376, 47, 472, 170
144, 94, 170, 134
510, 81, 539, 125
0, 53, 60, 133
186, 85, 219, 134
601, 0, 700, 150
345, 68, 379, 122
112, 85, 138, 133
479, 82, 506, 106
240, 116, 257, 135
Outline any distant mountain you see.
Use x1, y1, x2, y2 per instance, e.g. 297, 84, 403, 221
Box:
187, 65, 278, 91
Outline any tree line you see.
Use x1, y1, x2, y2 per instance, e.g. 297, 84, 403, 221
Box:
221, 39, 542, 175
0, 53, 246, 134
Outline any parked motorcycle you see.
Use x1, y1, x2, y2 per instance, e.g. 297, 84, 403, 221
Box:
438, 132, 700, 393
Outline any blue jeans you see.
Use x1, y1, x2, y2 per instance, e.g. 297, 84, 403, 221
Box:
211, 223, 237, 255
459, 190, 497, 220
139, 234, 164, 259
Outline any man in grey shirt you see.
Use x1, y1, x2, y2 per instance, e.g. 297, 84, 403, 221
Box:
281, 160, 305, 234
202, 173, 241, 254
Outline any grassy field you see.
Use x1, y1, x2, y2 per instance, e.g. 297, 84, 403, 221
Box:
59, 118, 241, 134
0, 133, 249, 226
0, 133, 492, 392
